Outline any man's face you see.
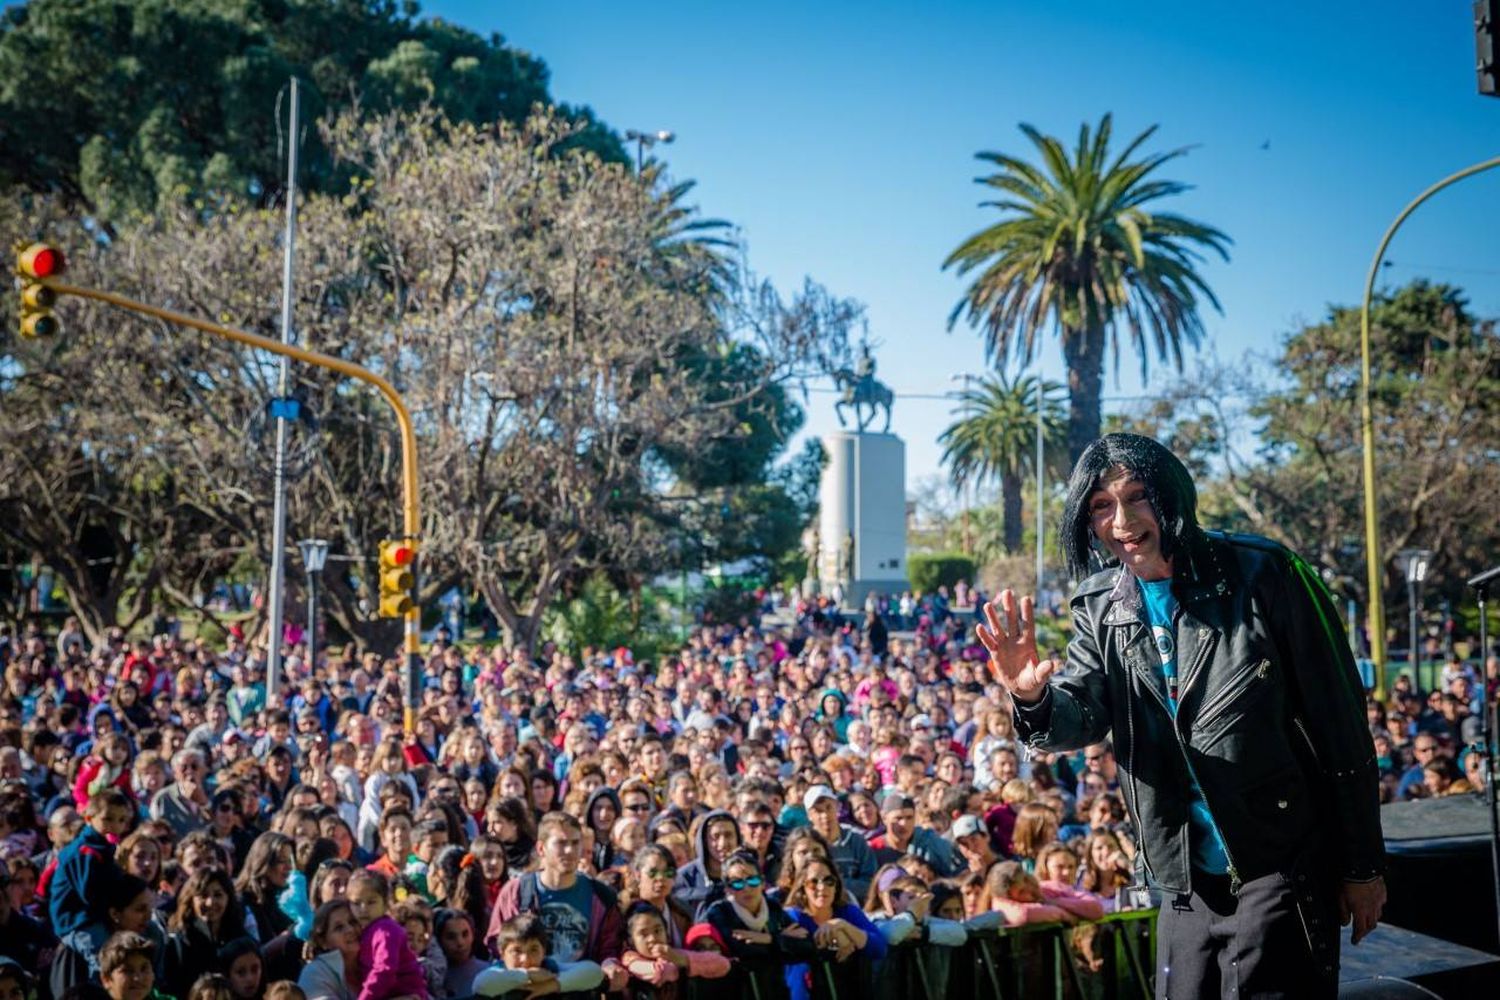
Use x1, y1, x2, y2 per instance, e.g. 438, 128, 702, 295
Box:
741, 812, 774, 851
1088, 470, 1169, 578
541, 828, 582, 872
808, 798, 840, 840
706, 818, 739, 864
884, 806, 916, 843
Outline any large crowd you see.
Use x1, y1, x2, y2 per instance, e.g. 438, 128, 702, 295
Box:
0, 585, 1491, 1000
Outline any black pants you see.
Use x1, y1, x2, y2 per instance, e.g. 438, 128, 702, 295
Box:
1155, 862, 1341, 999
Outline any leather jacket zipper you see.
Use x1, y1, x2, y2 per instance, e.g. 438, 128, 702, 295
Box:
1194, 658, 1271, 731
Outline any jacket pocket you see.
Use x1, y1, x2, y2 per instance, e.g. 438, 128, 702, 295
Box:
1193, 656, 1273, 733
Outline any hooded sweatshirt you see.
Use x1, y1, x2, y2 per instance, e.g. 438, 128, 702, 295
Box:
670, 809, 740, 921
584, 786, 623, 871
813, 689, 851, 742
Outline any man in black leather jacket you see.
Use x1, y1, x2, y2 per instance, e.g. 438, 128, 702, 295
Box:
979, 433, 1385, 999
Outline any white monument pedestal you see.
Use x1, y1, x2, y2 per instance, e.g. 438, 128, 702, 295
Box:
818, 431, 908, 609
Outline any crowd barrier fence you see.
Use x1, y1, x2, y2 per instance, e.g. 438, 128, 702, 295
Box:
671, 908, 1158, 1000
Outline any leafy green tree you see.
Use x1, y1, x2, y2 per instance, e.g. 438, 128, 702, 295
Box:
939, 373, 1065, 554
944, 114, 1230, 463
0, 0, 620, 223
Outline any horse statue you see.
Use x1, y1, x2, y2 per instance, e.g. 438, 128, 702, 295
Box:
833, 366, 894, 433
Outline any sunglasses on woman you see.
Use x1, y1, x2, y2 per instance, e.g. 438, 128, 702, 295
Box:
727, 875, 764, 891
806, 875, 838, 888
645, 868, 677, 879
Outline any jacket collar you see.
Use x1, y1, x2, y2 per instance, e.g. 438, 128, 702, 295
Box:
1098, 531, 1233, 624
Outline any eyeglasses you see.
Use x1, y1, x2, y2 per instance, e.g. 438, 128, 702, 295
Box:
745, 821, 773, 831
805, 875, 838, 888
645, 868, 677, 879
727, 875, 763, 891
624, 802, 652, 813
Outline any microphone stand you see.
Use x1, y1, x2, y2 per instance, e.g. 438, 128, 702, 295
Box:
1468, 564, 1500, 951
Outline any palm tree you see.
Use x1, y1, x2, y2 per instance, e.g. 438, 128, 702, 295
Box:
944, 114, 1231, 464
940, 373, 1066, 554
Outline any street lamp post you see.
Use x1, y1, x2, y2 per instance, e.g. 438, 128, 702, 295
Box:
1401, 548, 1433, 698
297, 539, 330, 667
1357, 154, 1500, 698
949, 373, 975, 556
624, 129, 675, 173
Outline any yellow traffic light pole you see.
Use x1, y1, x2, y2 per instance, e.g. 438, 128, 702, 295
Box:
32, 276, 425, 734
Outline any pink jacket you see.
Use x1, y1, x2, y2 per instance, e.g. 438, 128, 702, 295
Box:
1039, 881, 1107, 921
992, 898, 1070, 926
357, 915, 428, 1000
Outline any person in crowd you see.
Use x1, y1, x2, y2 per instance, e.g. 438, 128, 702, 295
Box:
484, 812, 627, 993
801, 787, 876, 903
164, 868, 250, 999
670, 810, 740, 919
782, 856, 885, 1000
99, 931, 158, 1000
298, 900, 360, 1000
703, 850, 817, 1000
618, 901, 730, 1000
346, 868, 427, 1000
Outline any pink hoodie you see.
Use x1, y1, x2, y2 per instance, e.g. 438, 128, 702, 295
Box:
357, 915, 428, 1000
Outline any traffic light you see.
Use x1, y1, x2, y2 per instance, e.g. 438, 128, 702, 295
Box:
378, 539, 416, 618
16, 242, 64, 338
1479, 0, 1500, 96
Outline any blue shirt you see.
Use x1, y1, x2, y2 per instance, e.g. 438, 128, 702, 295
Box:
1138, 578, 1230, 876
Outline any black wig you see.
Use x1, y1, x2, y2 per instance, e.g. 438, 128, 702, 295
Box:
1059, 433, 1204, 581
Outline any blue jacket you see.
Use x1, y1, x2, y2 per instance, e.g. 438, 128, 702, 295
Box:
49, 825, 114, 938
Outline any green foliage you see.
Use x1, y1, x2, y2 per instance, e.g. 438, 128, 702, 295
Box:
545, 574, 673, 662
945, 114, 1230, 460
0, 0, 622, 222
909, 552, 977, 594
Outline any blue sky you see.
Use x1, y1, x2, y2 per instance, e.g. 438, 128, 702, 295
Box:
430, 0, 1500, 485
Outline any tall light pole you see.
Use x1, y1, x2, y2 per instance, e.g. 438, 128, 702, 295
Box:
1035, 376, 1045, 595
1358, 153, 1500, 697
624, 129, 675, 173
1400, 548, 1432, 699
949, 373, 975, 555
267, 75, 302, 707
298, 539, 329, 667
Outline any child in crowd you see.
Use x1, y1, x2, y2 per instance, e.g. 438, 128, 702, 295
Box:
187, 974, 235, 1000
99, 931, 158, 1000
619, 903, 731, 999
393, 896, 446, 998
265, 983, 308, 1000
987, 861, 1104, 926
435, 909, 488, 998
472, 913, 604, 998
346, 869, 428, 1000
220, 937, 265, 1000
50, 789, 137, 978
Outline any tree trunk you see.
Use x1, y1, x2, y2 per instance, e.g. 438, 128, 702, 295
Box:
1062, 323, 1107, 466
1001, 469, 1024, 554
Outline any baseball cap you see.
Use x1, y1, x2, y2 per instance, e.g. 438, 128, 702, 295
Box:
952, 814, 986, 839
910, 713, 934, 730
879, 791, 916, 813
803, 785, 839, 811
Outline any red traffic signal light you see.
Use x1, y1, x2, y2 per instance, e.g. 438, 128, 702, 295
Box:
18, 243, 64, 279
378, 539, 417, 618
17, 243, 64, 339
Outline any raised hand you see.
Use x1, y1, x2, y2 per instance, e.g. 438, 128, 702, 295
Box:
975, 589, 1057, 704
